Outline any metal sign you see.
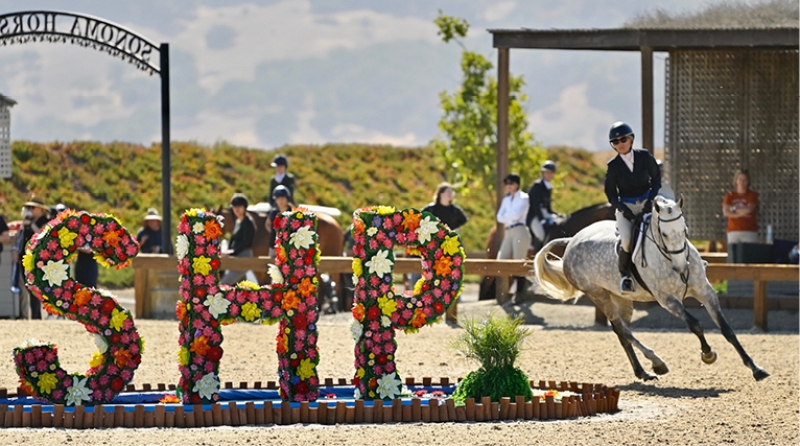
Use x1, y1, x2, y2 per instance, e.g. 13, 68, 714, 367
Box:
0, 10, 160, 74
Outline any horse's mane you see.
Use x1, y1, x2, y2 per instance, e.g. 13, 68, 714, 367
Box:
567, 202, 612, 219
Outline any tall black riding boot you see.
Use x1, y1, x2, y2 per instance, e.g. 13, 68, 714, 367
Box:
512, 276, 528, 304
618, 250, 635, 293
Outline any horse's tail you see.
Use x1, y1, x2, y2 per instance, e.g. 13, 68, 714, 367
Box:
533, 238, 582, 301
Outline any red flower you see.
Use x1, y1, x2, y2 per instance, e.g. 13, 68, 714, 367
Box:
210, 259, 220, 270
206, 346, 223, 362
377, 354, 387, 365
101, 299, 116, 314
191, 394, 201, 403
292, 313, 308, 331
110, 333, 121, 344
111, 377, 125, 392
366, 306, 380, 320
433, 301, 444, 314
80, 214, 90, 224
294, 382, 309, 394
193, 287, 206, 297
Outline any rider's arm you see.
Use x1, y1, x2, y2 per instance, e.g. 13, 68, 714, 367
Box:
604, 163, 622, 211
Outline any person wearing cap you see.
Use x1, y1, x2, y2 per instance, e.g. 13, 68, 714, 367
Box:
266, 185, 294, 257
526, 160, 561, 251
604, 121, 661, 294
221, 193, 256, 285
136, 208, 163, 254
13, 196, 51, 319
268, 154, 296, 207
496, 173, 531, 303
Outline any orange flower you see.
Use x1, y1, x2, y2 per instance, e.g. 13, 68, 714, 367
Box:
297, 277, 317, 298
204, 220, 223, 240
276, 333, 289, 354
175, 301, 186, 321
402, 210, 421, 231
353, 218, 365, 235
190, 335, 210, 355
282, 290, 300, 311
159, 394, 181, 404
433, 256, 453, 277
74, 288, 92, 307
352, 303, 365, 322
114, 348, 132, 367
410, 308, 427, 328
102, 230, 122, 247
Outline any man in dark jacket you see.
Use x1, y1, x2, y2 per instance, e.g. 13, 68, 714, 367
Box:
221, 193, 256, 285
604, 121, 661, 293
526, 160, 559, 251
13, 196, 51, 319
268, 154, 296, 207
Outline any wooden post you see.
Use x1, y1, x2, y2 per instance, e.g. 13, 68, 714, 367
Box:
754, 280, 768, 331
641, 45, 654, 154
495, 46, 511, 304
134, 267, 148, 319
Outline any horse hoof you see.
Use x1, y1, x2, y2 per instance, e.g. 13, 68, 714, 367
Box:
701, 350, 717, 364
653, 363, 669, 375
753, 368, 770, 381
639, 372, 658, 381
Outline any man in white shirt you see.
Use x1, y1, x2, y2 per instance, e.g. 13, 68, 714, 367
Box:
496, 173, 531, 303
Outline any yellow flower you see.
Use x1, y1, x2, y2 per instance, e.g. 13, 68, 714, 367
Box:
57, 227, 78, 248
22, 252, 35, 272
186, 209, 201, 217
241, 302, 262, 322
89, 351, 104, 369
376, 206, 396, 215
352, 258, 363, 277
110, 308, 128, 332
37, 372, 58, 395
192, 256, 212, 276
413, 277, 424, 295
441, 234, 461, 256
377, 295, 397, 317
238, 280, 260, 290
178, 346, 189, 366
356, 367, 365, 379
297, 358, 316, 381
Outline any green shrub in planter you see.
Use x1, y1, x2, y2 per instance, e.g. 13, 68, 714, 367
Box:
451, 313, 532, 404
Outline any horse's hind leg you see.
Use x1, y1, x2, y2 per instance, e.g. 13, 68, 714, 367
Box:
656, 294, 717, 365
694, 288, 770, 381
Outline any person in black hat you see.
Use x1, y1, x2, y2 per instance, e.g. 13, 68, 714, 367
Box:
496, 173, 531, 303
13, 196, 51, 319
604, 121, 661, 294
526, 160, 562, 252
221, 193, 256, 285
268, 154, 296, 208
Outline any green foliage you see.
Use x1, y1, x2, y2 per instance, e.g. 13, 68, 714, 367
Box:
431, 12, 546, 211
452, 365, 533, 405
452, 313, 530, 369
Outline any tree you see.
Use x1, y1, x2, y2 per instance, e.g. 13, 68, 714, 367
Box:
432, 12, 545, 211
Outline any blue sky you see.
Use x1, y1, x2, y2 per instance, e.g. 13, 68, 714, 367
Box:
0, 0, 728, 151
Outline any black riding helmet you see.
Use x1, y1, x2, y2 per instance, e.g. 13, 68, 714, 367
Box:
609, 121, 634, 150
230, 193, 249, 208
272, 185, 290, 200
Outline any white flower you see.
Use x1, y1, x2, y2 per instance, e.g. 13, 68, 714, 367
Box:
94, 335, 108, 354
365, 250, 393, 278
175, 235, 189, 259
41, 260, 69, 287
22, 338, 46, 348
192, 222, 205, 234
353, 388, 362, 400
203, 293, 230, 319
268, 264, 283, 284
289, 226, 315, 249
65, 376, 92, 406
349, 320, 363, 341
380, 316, 392, 328
192, 372, 219, 400
376, 372, 403, 400
367, 227, 378, 237
416, 216, 438, 244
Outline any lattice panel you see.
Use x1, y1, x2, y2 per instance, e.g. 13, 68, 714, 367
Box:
665, 48, 799, 242
0, 106, 10, 179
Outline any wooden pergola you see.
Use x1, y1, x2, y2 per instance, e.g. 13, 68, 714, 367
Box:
489, 27, 799, 212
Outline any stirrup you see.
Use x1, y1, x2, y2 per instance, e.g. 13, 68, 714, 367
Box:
619, 276, 635, 293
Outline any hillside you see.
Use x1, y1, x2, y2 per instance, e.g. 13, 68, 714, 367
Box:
0, 141, 609, 284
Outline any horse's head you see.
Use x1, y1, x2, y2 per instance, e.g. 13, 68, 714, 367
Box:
652, 195, 689, 276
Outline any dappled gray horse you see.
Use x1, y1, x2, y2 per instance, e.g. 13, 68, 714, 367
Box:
533, 196, 769, 381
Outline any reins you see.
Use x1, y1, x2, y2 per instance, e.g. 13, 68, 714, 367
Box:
637, 210, 691, 299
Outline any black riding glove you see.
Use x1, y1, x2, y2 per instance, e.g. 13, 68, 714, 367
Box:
620, 205, 635, 221
643, 200, 653, 214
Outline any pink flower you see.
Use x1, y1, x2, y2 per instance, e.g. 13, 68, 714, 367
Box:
384, 342, 395, 353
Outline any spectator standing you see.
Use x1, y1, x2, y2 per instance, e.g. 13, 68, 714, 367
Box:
136, 208, 163, 254
0, 213, 11, 263
421, 182, 468, 324
722, 169, 759, 249
268, 154, 296, 207
221, 193, 256, 285
496, 173, 531, 303
266, 185, 294, 257
13, 196, 51, 319
526, 160, 560, 251
604, 121, 661, 294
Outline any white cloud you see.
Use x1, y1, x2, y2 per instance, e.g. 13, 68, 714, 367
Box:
482, 2, 517, 22
289, 93, 325, 145
529, 83, 616, 151
172, 103, 281, 148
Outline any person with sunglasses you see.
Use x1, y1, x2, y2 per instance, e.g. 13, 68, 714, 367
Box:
604, 121, 661, 294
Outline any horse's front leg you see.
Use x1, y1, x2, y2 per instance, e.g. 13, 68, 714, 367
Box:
693, 286, 770, 381
609, 319, 658, 381
656, 293, 717, 365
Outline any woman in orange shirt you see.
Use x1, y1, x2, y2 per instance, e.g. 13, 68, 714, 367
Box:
722, 169, 759, 245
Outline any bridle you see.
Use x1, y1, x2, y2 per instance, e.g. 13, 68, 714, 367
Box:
640, 207, 691, 297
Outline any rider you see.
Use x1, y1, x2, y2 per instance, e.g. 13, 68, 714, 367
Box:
604, 121, 661, 294
526, 160, 560, 251
268, 154, 296, 208
266, 185, 294, 257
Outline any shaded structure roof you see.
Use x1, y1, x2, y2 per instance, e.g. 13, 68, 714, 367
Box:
0, 93, 16, 108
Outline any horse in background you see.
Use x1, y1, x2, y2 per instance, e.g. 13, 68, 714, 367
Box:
479, 202, 615, 301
